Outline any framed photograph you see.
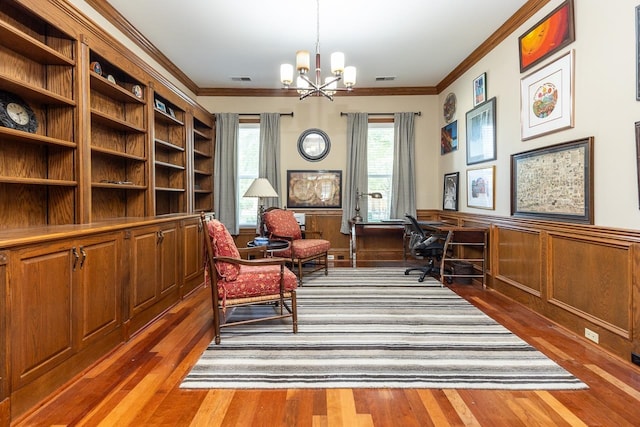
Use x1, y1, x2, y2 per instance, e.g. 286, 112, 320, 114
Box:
443, 172, 459, 211
473, 73, 486, 106
520, 50, 574, 140
466, 97, 496, 165
518, 0, 575, 73
154, 98, 166, 113
636, 6, 640, 100
441, 121, 458, 155
511, 137, 594, 224
286, 170, 342, 209
466, 166, 495, 210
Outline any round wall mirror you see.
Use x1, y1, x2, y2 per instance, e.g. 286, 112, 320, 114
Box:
297, 128, 331, 161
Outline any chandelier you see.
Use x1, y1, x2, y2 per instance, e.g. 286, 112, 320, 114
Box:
279, 0, 356, 101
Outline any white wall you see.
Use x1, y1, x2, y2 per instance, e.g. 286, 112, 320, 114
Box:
197, 96, 440, 210
439, 0, 640, 230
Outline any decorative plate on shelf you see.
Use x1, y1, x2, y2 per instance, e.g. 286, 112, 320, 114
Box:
106, 74, 116, 84
443, 92, 456, 123
131, 85, 143, 98
90, 61, 102, 75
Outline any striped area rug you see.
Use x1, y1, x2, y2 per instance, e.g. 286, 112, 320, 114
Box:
181, 267, 587, 390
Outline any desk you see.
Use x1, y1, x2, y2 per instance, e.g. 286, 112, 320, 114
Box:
349, 221, 405, 266
417, 224, 487, 288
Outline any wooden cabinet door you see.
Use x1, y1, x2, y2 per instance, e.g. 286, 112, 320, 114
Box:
10, 241, 75, 389
75, 233, 123, 349
158, 224, 178, 296
181, 217, 203, 296
130, 227, 159, 315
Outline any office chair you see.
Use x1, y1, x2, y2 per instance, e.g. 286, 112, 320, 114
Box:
404, 214, 446, 282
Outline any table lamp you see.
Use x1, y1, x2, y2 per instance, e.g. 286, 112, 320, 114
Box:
352, 188, 382, 223
243, 178, 279, 236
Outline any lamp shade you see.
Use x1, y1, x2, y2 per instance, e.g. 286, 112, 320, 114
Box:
243, 178, 278, 198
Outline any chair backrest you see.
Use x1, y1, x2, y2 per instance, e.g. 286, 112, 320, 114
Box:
263, 209, 303, 240
204, 217, 241, 281
405, 214, 426, 238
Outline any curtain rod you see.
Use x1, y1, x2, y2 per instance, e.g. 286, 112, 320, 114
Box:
238, 112, 294, 117
340, 111, 421, 117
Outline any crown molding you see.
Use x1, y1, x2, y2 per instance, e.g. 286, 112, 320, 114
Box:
197, 86, 437, 97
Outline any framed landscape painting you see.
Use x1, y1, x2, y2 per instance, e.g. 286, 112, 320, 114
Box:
466, 97, 496, 165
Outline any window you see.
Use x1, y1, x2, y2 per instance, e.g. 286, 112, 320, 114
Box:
367, 122, 394, 221
238, 123, 260, 226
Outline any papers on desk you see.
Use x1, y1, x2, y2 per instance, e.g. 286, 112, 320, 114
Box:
381, 219, 405, 223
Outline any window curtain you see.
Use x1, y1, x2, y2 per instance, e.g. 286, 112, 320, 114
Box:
259, 113, 281, 209
340, 113, 369, 234
214, 113, 239, 234
390, 112, 416, 218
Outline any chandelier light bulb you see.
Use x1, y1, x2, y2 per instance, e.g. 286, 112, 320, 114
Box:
280, 64, 293, 85
330, 52, 345, 75
296, 50, 310, 73
343, 66, 357, 87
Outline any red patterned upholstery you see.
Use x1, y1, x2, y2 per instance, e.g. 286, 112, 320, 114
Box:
201, 214, 298, 344
263, 208, 330, 284
207, 219, 240, 281
263, 209, 303, 240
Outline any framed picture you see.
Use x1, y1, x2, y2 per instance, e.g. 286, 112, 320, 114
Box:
466, 97, 496, 165
167, 107, 176, 118
473, 73, 486, 106
286, 170, 342, 209
518, 0, 575, 73
441, 121, 458, 155
154, 98, 166, 113
443, 172, 459, 211
636, 122, 640, 208
520, 50, 574, 140
466, 166, 494, 210
511, 137, 594, 224
636, 6, 640, 100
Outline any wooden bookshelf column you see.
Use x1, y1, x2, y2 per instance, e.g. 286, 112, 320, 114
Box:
87, 49, 149, 221
0, 1, 77, 228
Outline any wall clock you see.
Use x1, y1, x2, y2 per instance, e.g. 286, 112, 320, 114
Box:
297, 128, 331, 161
0, 91, 38, 133
443, 92, 456, 123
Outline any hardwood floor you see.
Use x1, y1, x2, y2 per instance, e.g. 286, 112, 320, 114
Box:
14, 268, 640, 426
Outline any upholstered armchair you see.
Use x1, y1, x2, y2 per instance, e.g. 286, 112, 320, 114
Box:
263, 208, 330, 285
201, 213, 298, 344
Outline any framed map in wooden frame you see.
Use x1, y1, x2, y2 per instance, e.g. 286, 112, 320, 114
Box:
511, 137, 594, 224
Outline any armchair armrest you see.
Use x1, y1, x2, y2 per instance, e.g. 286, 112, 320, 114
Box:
213, 255, 290, 267
238, 246, 267, 259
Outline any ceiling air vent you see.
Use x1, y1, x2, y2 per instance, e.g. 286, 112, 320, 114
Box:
231, 76, 252, 82
375, 76, 396, 81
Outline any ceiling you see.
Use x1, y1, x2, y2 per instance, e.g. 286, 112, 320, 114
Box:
101, 0, 532, 93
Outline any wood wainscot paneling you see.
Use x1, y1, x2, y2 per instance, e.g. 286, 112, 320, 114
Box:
549, 233, 631, 340
437, 211, 640, 367
495, 226, 542, 296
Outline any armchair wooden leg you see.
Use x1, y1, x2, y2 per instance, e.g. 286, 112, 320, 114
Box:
291, 290, 298, 334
